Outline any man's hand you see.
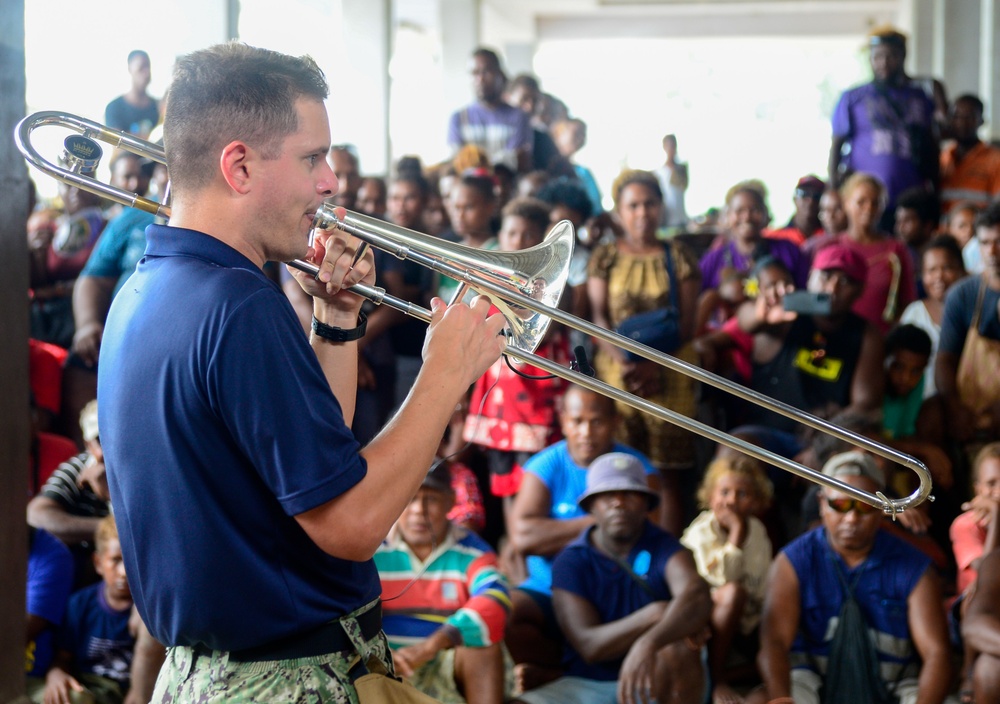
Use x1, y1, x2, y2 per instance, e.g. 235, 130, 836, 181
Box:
77, 454, 109, 502
391, 629, 453, 678
618, 635, 658, 704
422, 296, 507, 390
753, 281, 798, 327
896, 504, 932, 535
71, 321, 104, 367
622, 360, 663, 397
43, 668, 85, 704
287, 215, 375, 317
962, 496, 1000, 527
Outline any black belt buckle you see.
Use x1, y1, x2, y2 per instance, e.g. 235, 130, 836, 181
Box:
227, 602, 382, 663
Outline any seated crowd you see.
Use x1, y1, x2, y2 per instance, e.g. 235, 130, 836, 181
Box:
23, 30, 1000, 704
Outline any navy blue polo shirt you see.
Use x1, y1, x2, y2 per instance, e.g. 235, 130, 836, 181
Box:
99, 224, 375, 651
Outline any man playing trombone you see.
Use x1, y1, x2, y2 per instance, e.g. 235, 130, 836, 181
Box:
97, 42, 506, 701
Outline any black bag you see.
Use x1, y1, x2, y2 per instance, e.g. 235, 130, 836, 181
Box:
821, 558, 897, 704
617, 243, 682, 362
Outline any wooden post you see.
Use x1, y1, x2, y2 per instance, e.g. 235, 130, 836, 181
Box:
0, 0, 31, 700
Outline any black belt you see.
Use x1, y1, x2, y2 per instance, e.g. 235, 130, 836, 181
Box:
197, 602, 382, 663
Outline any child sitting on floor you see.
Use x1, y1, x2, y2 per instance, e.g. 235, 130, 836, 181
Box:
39, 515, 135, 704
681, 456, 773, 704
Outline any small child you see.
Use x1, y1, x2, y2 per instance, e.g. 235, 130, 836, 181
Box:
681, 456, 773, 704
882, 323, 932, 441
41, 516, 135, 704
951, 443, 1000, 595
464, 198, 570, 513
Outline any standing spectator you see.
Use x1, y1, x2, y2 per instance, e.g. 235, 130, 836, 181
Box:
104, 50, 159, 138
330, 144, 362, 209
448, 48, 532, 173
505, 74, 561, 174
936, 202, 1000, 445
588, 170, 702, 524
653, 134, 689, 230
829, 27, 938, 230
803, 187, 849, 258
766, 175, 826, 247
753, 452, 952, 704
835, 172, 917, 333
375, 464, 513, 703
900, 235, 966, 398
550, 119, 603, 217
940, 95, 1000, 216
514, 452, 710, 704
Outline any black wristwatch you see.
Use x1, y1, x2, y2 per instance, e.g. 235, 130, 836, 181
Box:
311, 311, 368, 342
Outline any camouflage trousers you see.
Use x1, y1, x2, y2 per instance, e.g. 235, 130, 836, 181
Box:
151, 599, 393, 703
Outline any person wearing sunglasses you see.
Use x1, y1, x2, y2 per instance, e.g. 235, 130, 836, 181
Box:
752, 451, 952, 704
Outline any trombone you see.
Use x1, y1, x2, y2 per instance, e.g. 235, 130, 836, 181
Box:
16, 110, 933, 516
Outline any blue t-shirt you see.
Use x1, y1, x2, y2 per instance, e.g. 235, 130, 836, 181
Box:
99, 225, 375, 651
26, 529, 74, 678
552, 522, 682, 681
939, 275, 1000, 356
81, 208, 155, 296
519, 441, 656, 595
57, 583, 134, 683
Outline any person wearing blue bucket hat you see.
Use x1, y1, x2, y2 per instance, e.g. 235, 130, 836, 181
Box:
514, 452, 710, 704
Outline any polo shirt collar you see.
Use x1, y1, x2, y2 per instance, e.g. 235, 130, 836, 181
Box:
144, 224, 267, 277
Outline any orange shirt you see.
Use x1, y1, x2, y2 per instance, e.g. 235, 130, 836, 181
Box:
940, 140, 1000, 214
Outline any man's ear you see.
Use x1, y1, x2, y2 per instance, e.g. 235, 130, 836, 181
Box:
220, 141, 253, 195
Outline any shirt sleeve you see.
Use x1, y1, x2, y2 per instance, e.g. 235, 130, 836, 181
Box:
81, 217, 128, 279
26, 532, 74, 624
939, 280, 976, 356
445, 550, 511, 647
831, 90, 853, 140
510, 110, 533, 151
447, 110, 463, 149
210, 288, 367, 516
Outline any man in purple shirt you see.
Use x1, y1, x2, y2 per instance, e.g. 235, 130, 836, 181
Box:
447, 48, 532, 173
828, 28, 938, 228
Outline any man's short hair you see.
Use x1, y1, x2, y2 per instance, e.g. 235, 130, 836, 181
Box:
508, 73, 540, 94
954, 94, 985, 115
164, 42, 329, 194
127, 49, 150, 65
502, 197, 551, 234
537, 177, 594, 222
896, 187, 940, 225
976, 201, 1000, 231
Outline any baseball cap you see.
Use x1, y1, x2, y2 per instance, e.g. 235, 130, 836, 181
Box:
795, 175, 826, 194
822, 450, 886, 491
578, 452, 659, 510
420, 462, 454, 493
812, 244, 868, 284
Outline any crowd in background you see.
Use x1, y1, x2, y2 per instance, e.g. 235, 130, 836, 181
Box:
20, 24, 1000, 704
